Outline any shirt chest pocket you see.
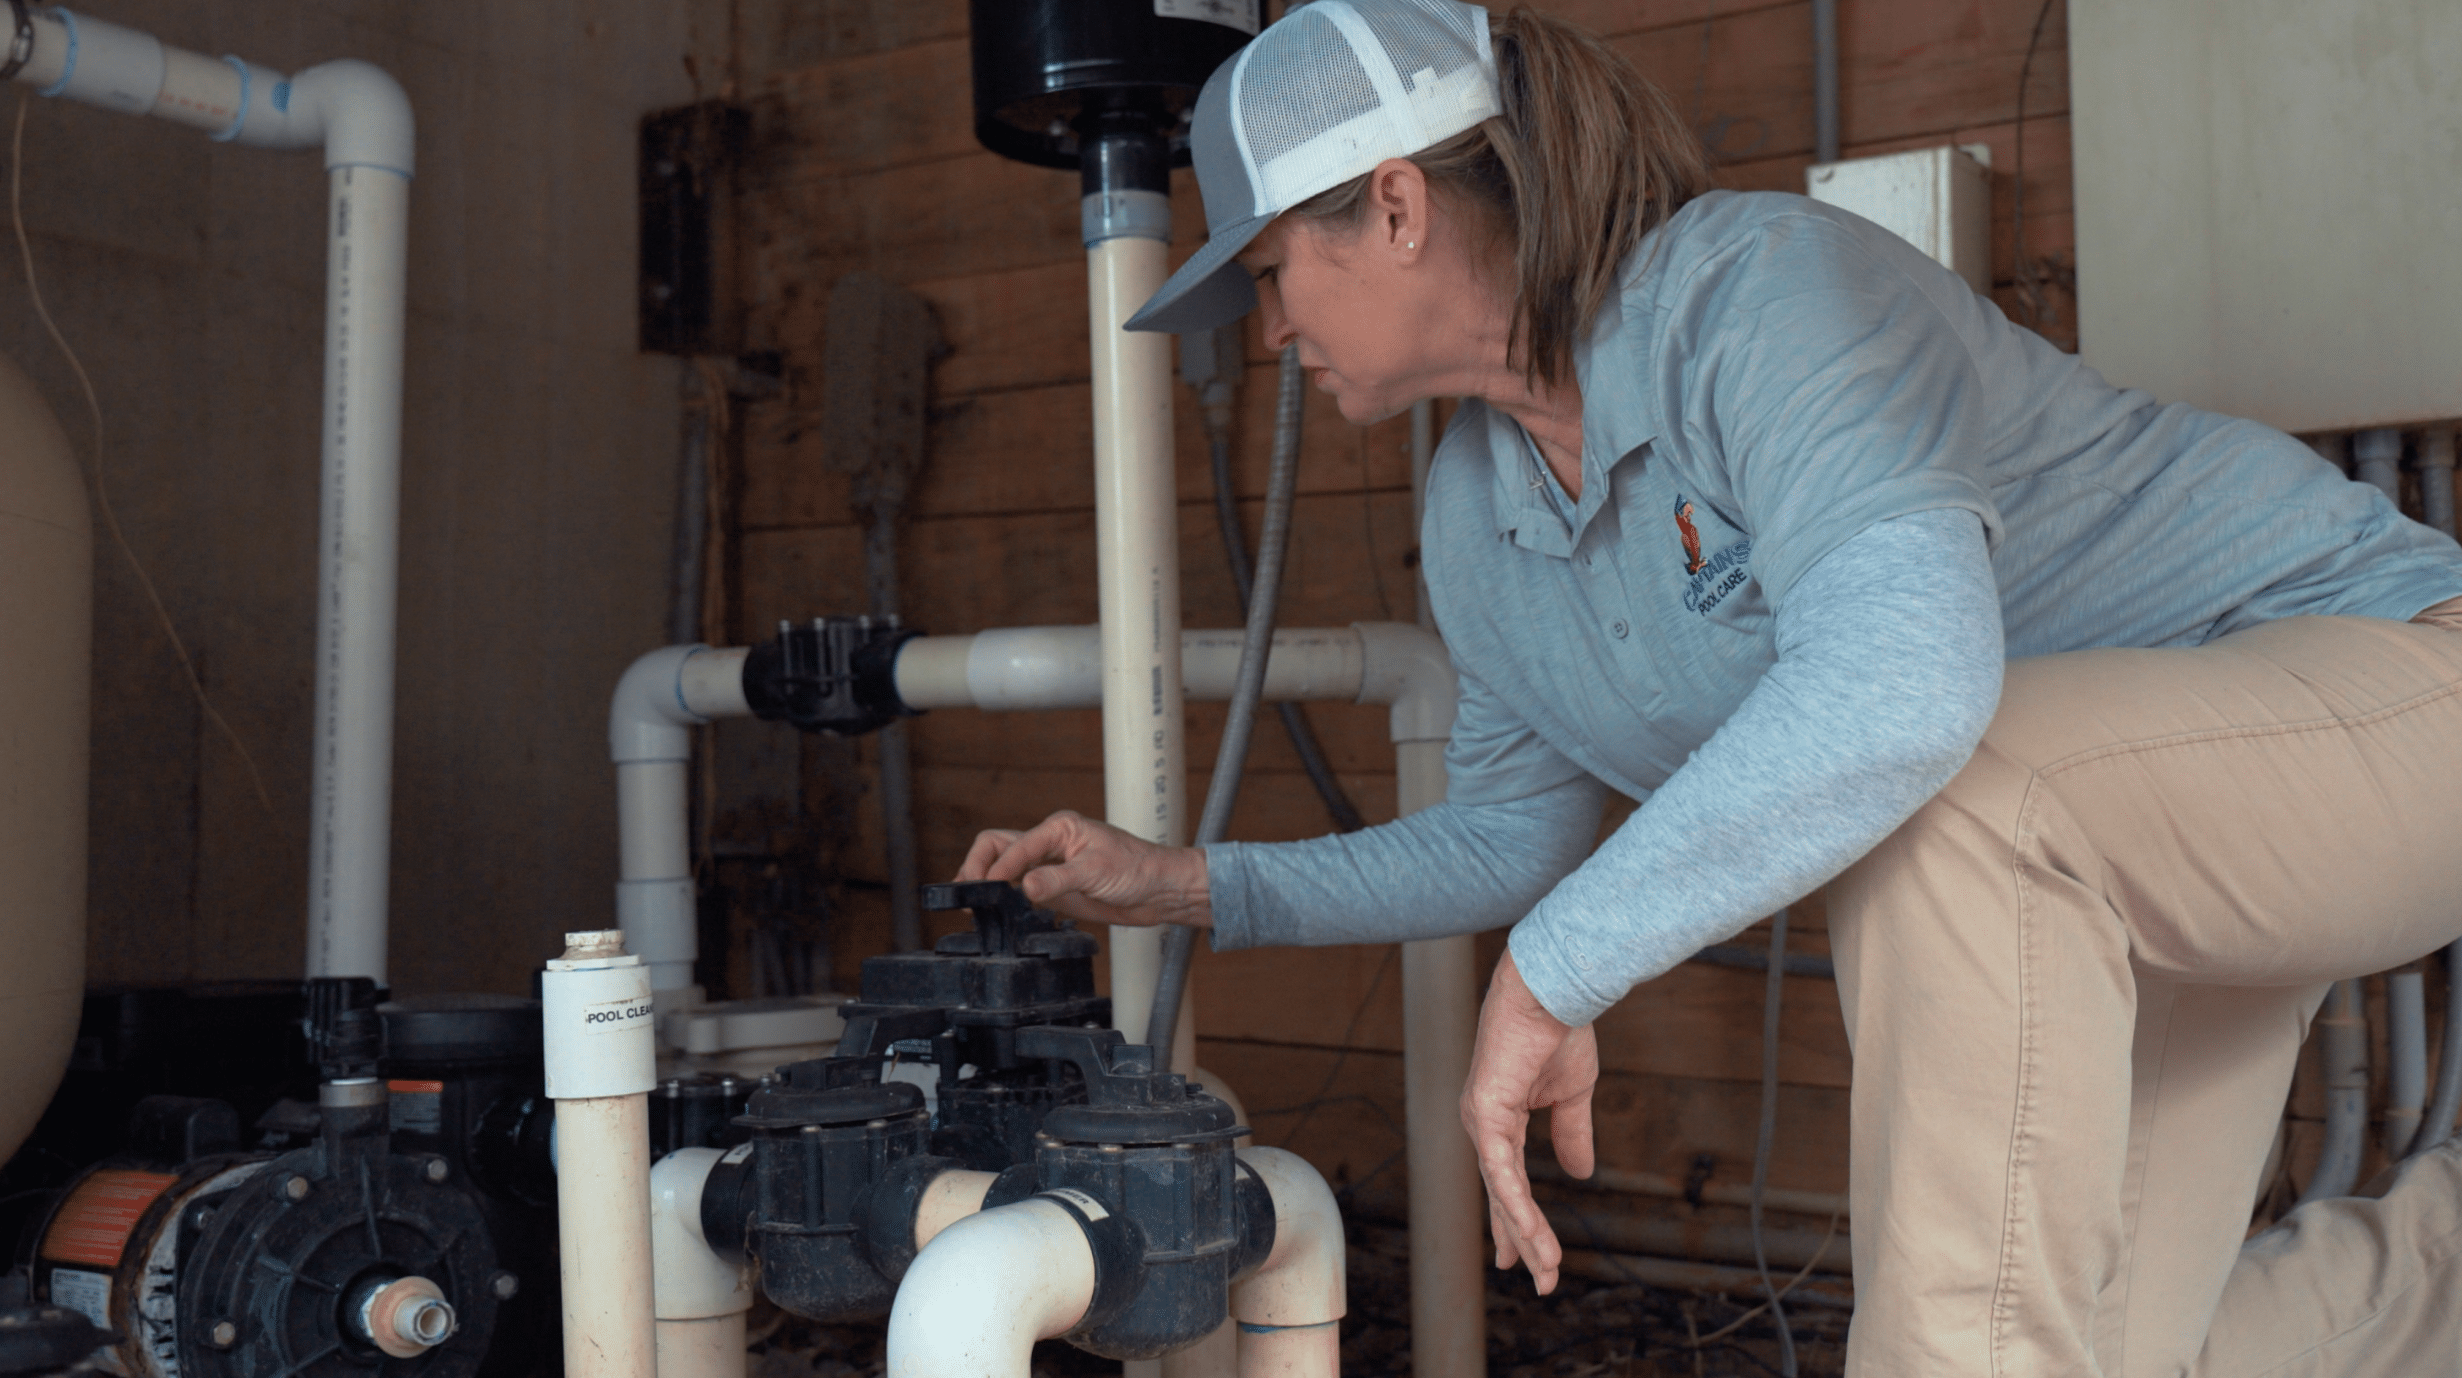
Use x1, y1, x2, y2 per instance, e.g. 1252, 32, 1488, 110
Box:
1594, 474, 1777, 736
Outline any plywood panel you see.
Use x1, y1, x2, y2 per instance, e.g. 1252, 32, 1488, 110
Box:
743, 358, 1414, 530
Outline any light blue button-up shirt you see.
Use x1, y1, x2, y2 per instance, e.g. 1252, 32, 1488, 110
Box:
1207, 189, 2462, 1023
1428, 189, 2462, 812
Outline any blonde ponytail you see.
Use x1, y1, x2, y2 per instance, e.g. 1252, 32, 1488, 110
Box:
1294, 5, 1711, 388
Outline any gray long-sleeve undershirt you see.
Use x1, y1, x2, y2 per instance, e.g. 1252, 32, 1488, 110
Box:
1203, 506, 2005, 1026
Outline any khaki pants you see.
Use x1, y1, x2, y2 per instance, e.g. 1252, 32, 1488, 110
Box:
1829, 599, 2462, 1377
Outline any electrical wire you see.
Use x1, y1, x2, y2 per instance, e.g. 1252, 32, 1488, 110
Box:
1208, 410, 1364, 835
1749, 906, 1798, 1377
1144, 343, 1309, 1051
10, 95, 277, 821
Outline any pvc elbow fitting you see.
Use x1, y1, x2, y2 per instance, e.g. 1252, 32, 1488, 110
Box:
610, 644, 750, 764
650, 1148, 755, 1322
1355, 621, 1458, 744
286, 60, 415, 174
887, 1198, 1098, 1378
1229, 1148, 1345, 1328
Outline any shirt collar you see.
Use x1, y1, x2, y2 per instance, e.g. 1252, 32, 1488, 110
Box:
1484, 241, 1667, 557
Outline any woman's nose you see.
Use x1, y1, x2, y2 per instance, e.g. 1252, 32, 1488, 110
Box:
1257, 285, 1296, 351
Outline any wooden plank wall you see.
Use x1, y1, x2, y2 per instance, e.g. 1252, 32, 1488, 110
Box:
712, 0, 2076, 1216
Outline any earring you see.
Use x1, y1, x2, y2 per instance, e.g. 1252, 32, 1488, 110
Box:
1406, 240, 1416, 249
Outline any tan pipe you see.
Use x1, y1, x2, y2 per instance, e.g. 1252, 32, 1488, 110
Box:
1086, 231, 1187, 1062
544, 932, 659, 1378
0, 355, 90, 1166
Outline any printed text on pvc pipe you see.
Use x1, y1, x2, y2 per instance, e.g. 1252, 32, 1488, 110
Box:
582, 995, 656, 1035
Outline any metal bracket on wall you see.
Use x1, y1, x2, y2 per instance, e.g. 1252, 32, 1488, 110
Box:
639, 101, 751, 355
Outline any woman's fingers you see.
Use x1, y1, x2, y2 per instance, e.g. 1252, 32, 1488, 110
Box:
981, 812, 1088, 884
1544, 1028, 1600, 1180
956, 829, 1024, 881
1462, 950, 1583, 1295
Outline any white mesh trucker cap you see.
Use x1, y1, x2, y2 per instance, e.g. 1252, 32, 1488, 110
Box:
1123, 0, 1500, 335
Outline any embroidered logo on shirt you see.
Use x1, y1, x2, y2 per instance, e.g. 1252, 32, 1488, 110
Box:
1684, 536, 1755, 616
1675, 497, 1707, 574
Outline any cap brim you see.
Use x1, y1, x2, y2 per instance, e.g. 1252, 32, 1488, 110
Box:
1122, 211, 1275, 334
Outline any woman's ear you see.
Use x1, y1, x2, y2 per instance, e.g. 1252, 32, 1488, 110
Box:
1368, 156, 1430, 257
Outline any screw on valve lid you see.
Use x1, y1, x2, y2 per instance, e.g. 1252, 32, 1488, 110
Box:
737, 1057, 927, 1129
1018, 1027, 1243, 1145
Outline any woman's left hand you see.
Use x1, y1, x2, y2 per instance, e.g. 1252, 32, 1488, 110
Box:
1460, 949, 1597, 1295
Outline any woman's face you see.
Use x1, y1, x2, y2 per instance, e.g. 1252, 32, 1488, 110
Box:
1235, 163, 1503, 426
1240, 215, 1421, 425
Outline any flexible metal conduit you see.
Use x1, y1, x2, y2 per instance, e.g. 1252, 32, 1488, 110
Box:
1146, 346, 1305, 1057
9, 7, 416, 986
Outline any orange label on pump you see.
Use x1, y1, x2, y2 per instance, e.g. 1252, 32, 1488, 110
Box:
387, 1080, 445, 1095
41, 1170, 176, 1268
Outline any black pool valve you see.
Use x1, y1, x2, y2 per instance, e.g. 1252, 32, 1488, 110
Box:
699, 1057, 932, 1323
841, 881, 1111, 1171
984, 1026, 1274, 1361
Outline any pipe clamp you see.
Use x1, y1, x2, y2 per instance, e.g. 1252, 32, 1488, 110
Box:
1081, 190, 1172, 247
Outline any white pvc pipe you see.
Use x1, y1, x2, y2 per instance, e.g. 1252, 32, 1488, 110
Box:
14, 10, 419, 986
895, 624, 1454, 718
306, 159, 410, 984
608, 645, 749, 995
1086, 224, 1187, 1058
1376, 658, 1482, 1378
543, 931, 659, 1378
651, 1148, 754, 1378
886, 1198, 1096, 1378
1231, 1148, 1345, 1378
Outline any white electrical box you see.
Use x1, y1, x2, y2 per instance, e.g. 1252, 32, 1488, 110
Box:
2070, 0, 2462, 433
1806, 145, 1994, 295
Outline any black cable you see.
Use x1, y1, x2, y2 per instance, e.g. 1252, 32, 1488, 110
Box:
1210, 425, 1366, 834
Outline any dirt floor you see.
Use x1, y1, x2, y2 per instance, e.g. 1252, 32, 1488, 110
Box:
748, 1222, 1849, 1378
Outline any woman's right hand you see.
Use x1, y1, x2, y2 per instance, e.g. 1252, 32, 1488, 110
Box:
958, 810, 1212, 931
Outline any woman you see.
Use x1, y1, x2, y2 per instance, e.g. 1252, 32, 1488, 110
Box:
962, 2, 2462, 1372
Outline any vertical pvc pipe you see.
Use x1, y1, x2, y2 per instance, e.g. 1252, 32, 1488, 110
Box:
1398, 743, 1483, 1378
1084, 190, 1187, 1054
1811, 0, 1841, 165
2416, 429, 2456, 538
305, 166, 411, 985
2353, 428, 2404, 506
543, 931, 659, 1378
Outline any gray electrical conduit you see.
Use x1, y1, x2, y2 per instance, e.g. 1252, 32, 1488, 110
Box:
2409, 441, 2461, 1162
2410, 943, 2462, 1160
1146, 344, 1306, 1050
1210, 410, 1365, 834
